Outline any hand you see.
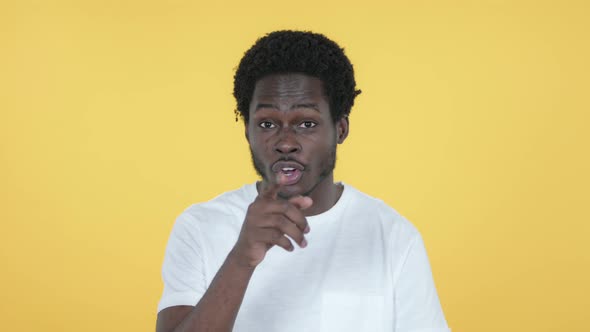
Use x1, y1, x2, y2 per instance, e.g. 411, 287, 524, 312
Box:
230, 174, 313, 269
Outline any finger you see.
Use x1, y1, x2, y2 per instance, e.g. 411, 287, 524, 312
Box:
282, 203, 310, 234
263, 228, 294, 252
260, 173, 288, 200
274, 235, 295, 252
287, 196, 313, 234
261, 201, 310, 234
268, 215, 307, 248
288, 195, 313, 210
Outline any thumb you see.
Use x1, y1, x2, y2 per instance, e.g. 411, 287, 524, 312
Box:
288, 195, 313, 210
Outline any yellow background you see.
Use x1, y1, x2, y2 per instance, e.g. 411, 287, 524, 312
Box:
1, 0, 589, 331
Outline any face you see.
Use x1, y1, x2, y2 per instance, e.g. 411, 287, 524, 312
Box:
246, 73, 348, 199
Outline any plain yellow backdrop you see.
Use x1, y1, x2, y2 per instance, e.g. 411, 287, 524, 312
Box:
1, 0, 589, 331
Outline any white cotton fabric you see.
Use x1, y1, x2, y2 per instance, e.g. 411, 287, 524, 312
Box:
158, 183, 451, 332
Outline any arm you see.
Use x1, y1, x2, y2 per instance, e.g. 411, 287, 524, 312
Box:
156, 177, 312, 332
156, 249, 254, 332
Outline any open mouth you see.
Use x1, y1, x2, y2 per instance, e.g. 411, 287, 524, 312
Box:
272, 161, 305, 186
279, 167, 303, 185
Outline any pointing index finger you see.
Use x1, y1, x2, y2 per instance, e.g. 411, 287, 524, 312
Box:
260, 173, 287, 200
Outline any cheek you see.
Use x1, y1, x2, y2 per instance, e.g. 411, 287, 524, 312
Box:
252, 139, 278, 161
307, 140, 334, 161
311, 131, 336, 148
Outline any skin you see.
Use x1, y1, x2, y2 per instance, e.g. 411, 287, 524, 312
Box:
247, 73, 349, 216
156, 73, 349, 332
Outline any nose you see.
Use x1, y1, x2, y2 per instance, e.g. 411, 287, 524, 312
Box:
274, 129, 301, 154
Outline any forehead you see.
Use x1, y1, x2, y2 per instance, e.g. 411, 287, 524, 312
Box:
251, 73, 327, 102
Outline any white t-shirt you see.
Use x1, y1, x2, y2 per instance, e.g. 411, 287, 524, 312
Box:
158, 183, 450, 332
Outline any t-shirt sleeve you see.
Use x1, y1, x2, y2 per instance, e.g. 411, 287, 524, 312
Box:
157, 212, 207, 313
394, 233, 451, 332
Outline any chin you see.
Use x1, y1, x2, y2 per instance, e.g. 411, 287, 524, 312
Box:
277, 184, 304, 199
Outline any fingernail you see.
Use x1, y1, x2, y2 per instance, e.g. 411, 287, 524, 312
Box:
301, 238, 308, 248
304, 225, 311, 234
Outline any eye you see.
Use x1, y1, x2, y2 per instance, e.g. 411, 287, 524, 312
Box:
299, 121, 317, 129
259, 121, 276, 129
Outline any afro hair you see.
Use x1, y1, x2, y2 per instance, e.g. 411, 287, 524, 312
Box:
233, 30, 361, 123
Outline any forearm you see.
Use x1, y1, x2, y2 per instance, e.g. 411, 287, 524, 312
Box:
174, 250, 255, 332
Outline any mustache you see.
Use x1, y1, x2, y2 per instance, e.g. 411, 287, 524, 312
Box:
274, 156, 306, 166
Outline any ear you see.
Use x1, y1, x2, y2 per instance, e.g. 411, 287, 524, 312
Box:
245, 123, 250, 142
336, 116, 349, 144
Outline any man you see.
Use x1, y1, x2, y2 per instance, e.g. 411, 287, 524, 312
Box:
156, 30, 450, 332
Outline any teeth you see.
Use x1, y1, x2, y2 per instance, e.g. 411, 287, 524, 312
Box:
282, 167, 295, 171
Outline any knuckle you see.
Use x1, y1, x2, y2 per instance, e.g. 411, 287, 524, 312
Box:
278, 216, 290, 227
280, 201, 290, 212
271, 230, 283, 241
246, 203, 258, 215
271, 215, 287, 228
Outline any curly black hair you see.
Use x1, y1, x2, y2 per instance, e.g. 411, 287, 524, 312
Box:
233, 30, 361, 123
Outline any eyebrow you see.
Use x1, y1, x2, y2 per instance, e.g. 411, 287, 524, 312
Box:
255, 103, 320, 112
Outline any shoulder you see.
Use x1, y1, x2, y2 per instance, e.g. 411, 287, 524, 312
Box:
343, 183, 420, 242
343, 184, 416, 229
184, 183, 256, 218
172, 183, 257, 234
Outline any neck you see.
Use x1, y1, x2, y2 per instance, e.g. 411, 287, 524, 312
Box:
304, 175, 343, 216
257, 173, 343, 217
